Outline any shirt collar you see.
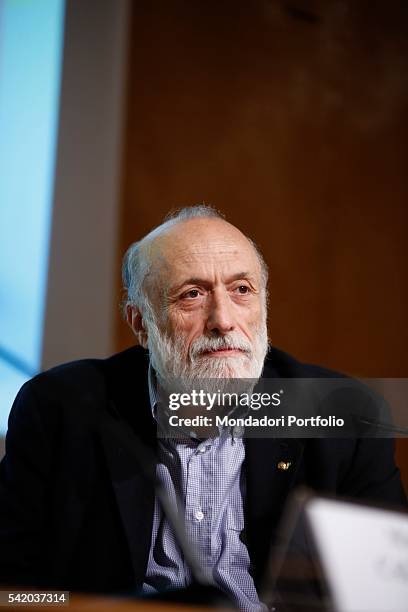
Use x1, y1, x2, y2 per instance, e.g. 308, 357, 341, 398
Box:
148, 362, 159, 418
148, 362, 245, 441
148, 363, 204, 443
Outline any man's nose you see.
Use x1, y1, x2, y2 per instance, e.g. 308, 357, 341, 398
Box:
205, 291, 236, 334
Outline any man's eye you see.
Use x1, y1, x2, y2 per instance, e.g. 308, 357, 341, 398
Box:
236, 285, 250, 294
182, 289, 200, 299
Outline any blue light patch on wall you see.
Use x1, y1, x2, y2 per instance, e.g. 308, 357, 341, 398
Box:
0, 0, 65, 436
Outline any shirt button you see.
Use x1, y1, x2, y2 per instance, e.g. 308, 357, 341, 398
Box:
195, 510, 204, 521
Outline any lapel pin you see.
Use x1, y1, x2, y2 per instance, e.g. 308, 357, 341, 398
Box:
277, 461, 291, 471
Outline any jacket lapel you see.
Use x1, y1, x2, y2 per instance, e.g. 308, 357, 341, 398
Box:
98, 406, 156, 586
98, 347, 157, 586
245, 436, 305, 583
244, 355, 307, 581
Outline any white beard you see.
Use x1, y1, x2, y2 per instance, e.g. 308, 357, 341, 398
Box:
144, 300, 269, 397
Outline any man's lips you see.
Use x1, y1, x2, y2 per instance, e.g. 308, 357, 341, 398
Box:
199, 348, 247, 357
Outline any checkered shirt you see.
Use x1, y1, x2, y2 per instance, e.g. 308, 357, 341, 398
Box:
142, 366, 267, 611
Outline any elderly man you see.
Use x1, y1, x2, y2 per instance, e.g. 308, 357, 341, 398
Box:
0, 206, 406, 608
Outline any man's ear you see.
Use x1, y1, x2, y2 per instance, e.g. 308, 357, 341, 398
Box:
126, 305, 148, 348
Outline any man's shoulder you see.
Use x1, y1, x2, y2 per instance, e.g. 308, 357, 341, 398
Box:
13, 345, 150, 423
31, 345, 148, 388
6, 345, 154, 472
263, 345, 345, 379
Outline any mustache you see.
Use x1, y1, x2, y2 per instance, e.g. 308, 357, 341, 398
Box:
189, 334, 252, 359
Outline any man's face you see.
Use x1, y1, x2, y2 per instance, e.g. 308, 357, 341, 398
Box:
137, 217, 268, 387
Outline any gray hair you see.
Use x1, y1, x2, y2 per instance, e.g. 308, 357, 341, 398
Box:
121, 204, 268, 316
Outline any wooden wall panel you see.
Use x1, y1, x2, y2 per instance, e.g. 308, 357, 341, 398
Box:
116, 0, 408, 489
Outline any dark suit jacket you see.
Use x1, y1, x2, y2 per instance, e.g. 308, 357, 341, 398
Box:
0, 346, 406, 592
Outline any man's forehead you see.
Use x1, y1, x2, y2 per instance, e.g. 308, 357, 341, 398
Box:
161, 241, 251, 265
145, 218, 259, 269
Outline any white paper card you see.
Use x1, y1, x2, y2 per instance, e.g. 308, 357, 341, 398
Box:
306, 498, 408, 612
